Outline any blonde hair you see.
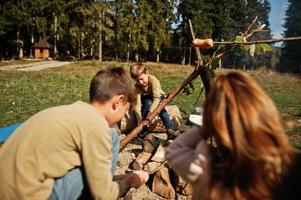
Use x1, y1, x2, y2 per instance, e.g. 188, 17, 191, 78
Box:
129, 62, 147, 79
202, 71, 295, 200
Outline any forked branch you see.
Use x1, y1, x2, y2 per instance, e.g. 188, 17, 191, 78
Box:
214, 36, 301, 45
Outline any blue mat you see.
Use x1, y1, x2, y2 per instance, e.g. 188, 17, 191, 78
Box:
0, 123, 22, 143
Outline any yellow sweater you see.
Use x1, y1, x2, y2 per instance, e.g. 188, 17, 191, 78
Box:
0, 101, 125, 200
134, 74, 165, 121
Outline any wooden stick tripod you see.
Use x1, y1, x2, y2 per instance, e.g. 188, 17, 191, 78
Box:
119, 16, 301, 151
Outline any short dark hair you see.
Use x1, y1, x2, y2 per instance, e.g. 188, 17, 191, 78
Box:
89, 67, 136, 108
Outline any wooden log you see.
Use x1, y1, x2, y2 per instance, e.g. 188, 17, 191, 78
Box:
151, 144, 166, 163
170, 169, 193, 196
152, 167, 176, 199
188, 19, 214, 97
143, 134, 160, 153
143, 161, 163, 174
130, 152, 152, 170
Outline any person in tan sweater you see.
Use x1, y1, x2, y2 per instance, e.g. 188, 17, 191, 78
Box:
130, 63, 179, 140
0, 67, 149, 200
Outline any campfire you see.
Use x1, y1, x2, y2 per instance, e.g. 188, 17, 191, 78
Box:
117, 106, 194, 199
130, 133, 193, 199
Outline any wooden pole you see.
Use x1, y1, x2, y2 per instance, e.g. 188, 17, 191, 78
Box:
188, 19, 214, 97
213, 36, 301, 45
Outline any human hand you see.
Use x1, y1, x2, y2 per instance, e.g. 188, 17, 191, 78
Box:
165, 140, 210, 183
132, 170, 149, 184
124, 170, 149, 188
139, 119, 150, 128
166, 127, 202, 149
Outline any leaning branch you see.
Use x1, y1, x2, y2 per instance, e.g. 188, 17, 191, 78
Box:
242, 16, 258, 37
119, 69, 201, 151
213, 36, 301, 45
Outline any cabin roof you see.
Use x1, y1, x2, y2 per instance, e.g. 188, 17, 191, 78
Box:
33, 41, 53, 49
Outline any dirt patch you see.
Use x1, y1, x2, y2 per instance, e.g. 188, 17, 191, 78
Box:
0, 60, 72, 71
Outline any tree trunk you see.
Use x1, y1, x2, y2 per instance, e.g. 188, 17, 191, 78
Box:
30, 33, 34, 58
126, 49, 130, 62
114, 7, 118, 61
76, 33, 81, 58
99, 11, 103, 62
19, 47, 23, 58
188, 47, 192, 65
53, 13, 58, 58
181, 56, 185, 65
156, 48, 160, 63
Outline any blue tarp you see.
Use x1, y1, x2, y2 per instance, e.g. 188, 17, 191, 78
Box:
0, 123, 21, 143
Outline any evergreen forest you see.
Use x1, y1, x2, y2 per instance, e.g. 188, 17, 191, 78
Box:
0, 0, 300, 73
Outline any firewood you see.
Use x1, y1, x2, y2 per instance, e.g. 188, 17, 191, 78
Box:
143, 134, 160, 153
152, 167, 176, 199
143, 161, 162, 173
170, 169, 193, 196
130, 152, 152, 170
151, 144, 165, 162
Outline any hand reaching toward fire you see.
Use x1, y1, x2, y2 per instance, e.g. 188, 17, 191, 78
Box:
165, 128, 211, 183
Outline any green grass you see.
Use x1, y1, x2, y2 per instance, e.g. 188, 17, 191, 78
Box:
251, 68, 301, 148
0, 61, 204, 126
0, 61, 300, 148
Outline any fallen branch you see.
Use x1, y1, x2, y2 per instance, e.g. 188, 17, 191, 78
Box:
149, 160, 168, 175
242, 16, 258, 37
213, 36, 301, 45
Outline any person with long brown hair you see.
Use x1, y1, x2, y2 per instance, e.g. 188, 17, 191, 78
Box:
165, 70, 296, 200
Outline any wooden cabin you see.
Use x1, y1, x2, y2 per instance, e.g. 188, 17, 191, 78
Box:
33, 41, 53, 59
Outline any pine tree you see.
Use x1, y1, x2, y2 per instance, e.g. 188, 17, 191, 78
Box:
211, 0, 236, 41
113, 0, 136, 61
177, 0, 214, 46
147, 0, 176, 62
278, 0, 301, 73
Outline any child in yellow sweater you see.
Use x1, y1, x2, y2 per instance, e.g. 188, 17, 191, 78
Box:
130, 63, 179, 139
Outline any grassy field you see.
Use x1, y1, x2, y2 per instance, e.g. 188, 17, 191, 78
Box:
0, 61, 300, 147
